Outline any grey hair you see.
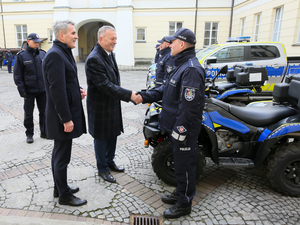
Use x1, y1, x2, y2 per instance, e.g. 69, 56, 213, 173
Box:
97, 26, 115, 40
52, 20, 75, 39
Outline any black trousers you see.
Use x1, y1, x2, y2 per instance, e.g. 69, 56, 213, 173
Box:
24, 92, 46, 136
7, 61, 12, 73
171, 135, 198, 207
52, 139, 73, 198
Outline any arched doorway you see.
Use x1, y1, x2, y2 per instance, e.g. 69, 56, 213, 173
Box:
77, 20, 114, 62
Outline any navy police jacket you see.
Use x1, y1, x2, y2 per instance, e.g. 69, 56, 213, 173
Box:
141, 47, 206, 141
13, 46, 46, 96
155, 47, 175, 88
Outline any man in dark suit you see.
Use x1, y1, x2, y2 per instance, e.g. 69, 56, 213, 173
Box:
85, 26, 141, 183
43, 20, 87, 206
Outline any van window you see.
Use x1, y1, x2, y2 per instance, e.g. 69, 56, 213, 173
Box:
212, 46, 244, 63
250, 45, 280, 60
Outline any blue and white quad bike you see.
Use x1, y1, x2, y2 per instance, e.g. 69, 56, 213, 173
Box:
143, 67, 300, 197
205, 64, 272, 104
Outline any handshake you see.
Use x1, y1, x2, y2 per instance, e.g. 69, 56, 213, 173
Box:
130, 91, 143, 105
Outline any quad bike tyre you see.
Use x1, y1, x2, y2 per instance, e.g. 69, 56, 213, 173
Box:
266, 142, 300, 197
151, 139, 206, 186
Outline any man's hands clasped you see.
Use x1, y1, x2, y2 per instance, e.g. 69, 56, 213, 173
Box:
131, 91, 143, 105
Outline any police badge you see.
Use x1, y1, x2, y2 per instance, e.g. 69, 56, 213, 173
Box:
185, 88, 195, 101
167, 65, 173, 73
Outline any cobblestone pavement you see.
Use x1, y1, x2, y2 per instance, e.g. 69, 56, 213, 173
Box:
0, 63, 299, 225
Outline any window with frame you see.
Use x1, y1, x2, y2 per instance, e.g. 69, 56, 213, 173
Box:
297, 26, 300, 44
254, 13, 261, 42
169, 22, 182, 35
272, 6, 283, 42
212, 46, 244, 63
136, 28, 146, 42
240, 18, 246, 36
16, 25, 27, 48
203, 22, 218, 47
250, 45, 280, 60
48, 29, 54, 43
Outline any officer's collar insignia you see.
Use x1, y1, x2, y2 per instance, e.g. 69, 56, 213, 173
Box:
185, 88, 195, 101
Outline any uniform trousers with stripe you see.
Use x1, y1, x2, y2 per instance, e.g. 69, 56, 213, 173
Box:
170, 135, 198, 207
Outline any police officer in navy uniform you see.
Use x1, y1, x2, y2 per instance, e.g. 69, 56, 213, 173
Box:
5, 49, 13, 73
155, 36, 175, 88
138, 28, 206, 219
13, 33, 47, 143
154, 43, 161, 63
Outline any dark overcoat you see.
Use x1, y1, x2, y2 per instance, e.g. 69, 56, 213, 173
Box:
85, 43, 131, 139
42, 40, 86, 140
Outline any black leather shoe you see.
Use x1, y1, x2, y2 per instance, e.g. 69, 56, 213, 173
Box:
162, 192, 179, 204
99, 171, 116, 183
163, 203, 191, 219
108, 163, 125, 172
59, 195, 87, 206
53, 187, 80, 198
26, 136, 34, 144
40, 133, 47, 139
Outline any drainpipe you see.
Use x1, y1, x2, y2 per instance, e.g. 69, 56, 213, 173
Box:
228, 0, 234, 38
0, 0, 6, 48
194, 0, 198, 36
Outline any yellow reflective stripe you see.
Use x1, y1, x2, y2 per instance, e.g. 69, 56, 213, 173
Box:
261, 83, 275, 92
213, 123, 221, 128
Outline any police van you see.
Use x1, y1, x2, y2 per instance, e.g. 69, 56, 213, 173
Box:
197, 36, 300, 92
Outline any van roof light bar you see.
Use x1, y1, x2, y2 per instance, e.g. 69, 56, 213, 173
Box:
227, 36, 251, 42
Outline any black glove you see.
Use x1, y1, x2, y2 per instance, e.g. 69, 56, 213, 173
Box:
21, 93, 27, 99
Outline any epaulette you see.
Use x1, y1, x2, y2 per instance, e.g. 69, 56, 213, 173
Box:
16, 50, 25, 55
188, 58, 195, 67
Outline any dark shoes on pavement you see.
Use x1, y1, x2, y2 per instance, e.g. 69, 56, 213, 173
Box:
162, 192, 179, 204
99, 171, 116, 183
108, 163, 125, 172
40, 133, 48, 139
53, 187, 80, 198
59, 195, 87, 206
26, 136, 33, 144
163, 203, 191, 219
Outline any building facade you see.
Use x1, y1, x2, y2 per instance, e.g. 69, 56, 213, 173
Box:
0, 0, 299, 66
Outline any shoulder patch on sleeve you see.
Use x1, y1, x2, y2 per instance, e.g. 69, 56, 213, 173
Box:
188, 58, 195, 68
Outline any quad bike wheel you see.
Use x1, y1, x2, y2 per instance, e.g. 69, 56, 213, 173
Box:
151, 139, 206, 186
266, 142, 300, 197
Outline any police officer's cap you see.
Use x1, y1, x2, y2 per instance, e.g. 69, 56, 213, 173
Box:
27, 33, 42, 42
169, 28, 197, 44
157, 36, 172, 44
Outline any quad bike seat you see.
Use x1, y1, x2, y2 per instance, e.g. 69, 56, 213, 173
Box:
214, 82, 237, 92
210, 98, 297, 127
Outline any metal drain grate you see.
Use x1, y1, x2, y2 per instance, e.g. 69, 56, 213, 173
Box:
130, 215, 162, 225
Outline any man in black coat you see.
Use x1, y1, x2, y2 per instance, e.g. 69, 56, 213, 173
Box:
5, 49, 13, 73
85, 26, 141, 183
13, 33, 47, 143
43, 20, 87, 206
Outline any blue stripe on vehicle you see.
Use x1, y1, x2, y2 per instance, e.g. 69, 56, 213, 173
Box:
208, 111, 250, 134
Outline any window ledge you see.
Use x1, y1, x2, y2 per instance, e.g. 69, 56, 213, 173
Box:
136, 41, 146, 43
292, 44, 300, 46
